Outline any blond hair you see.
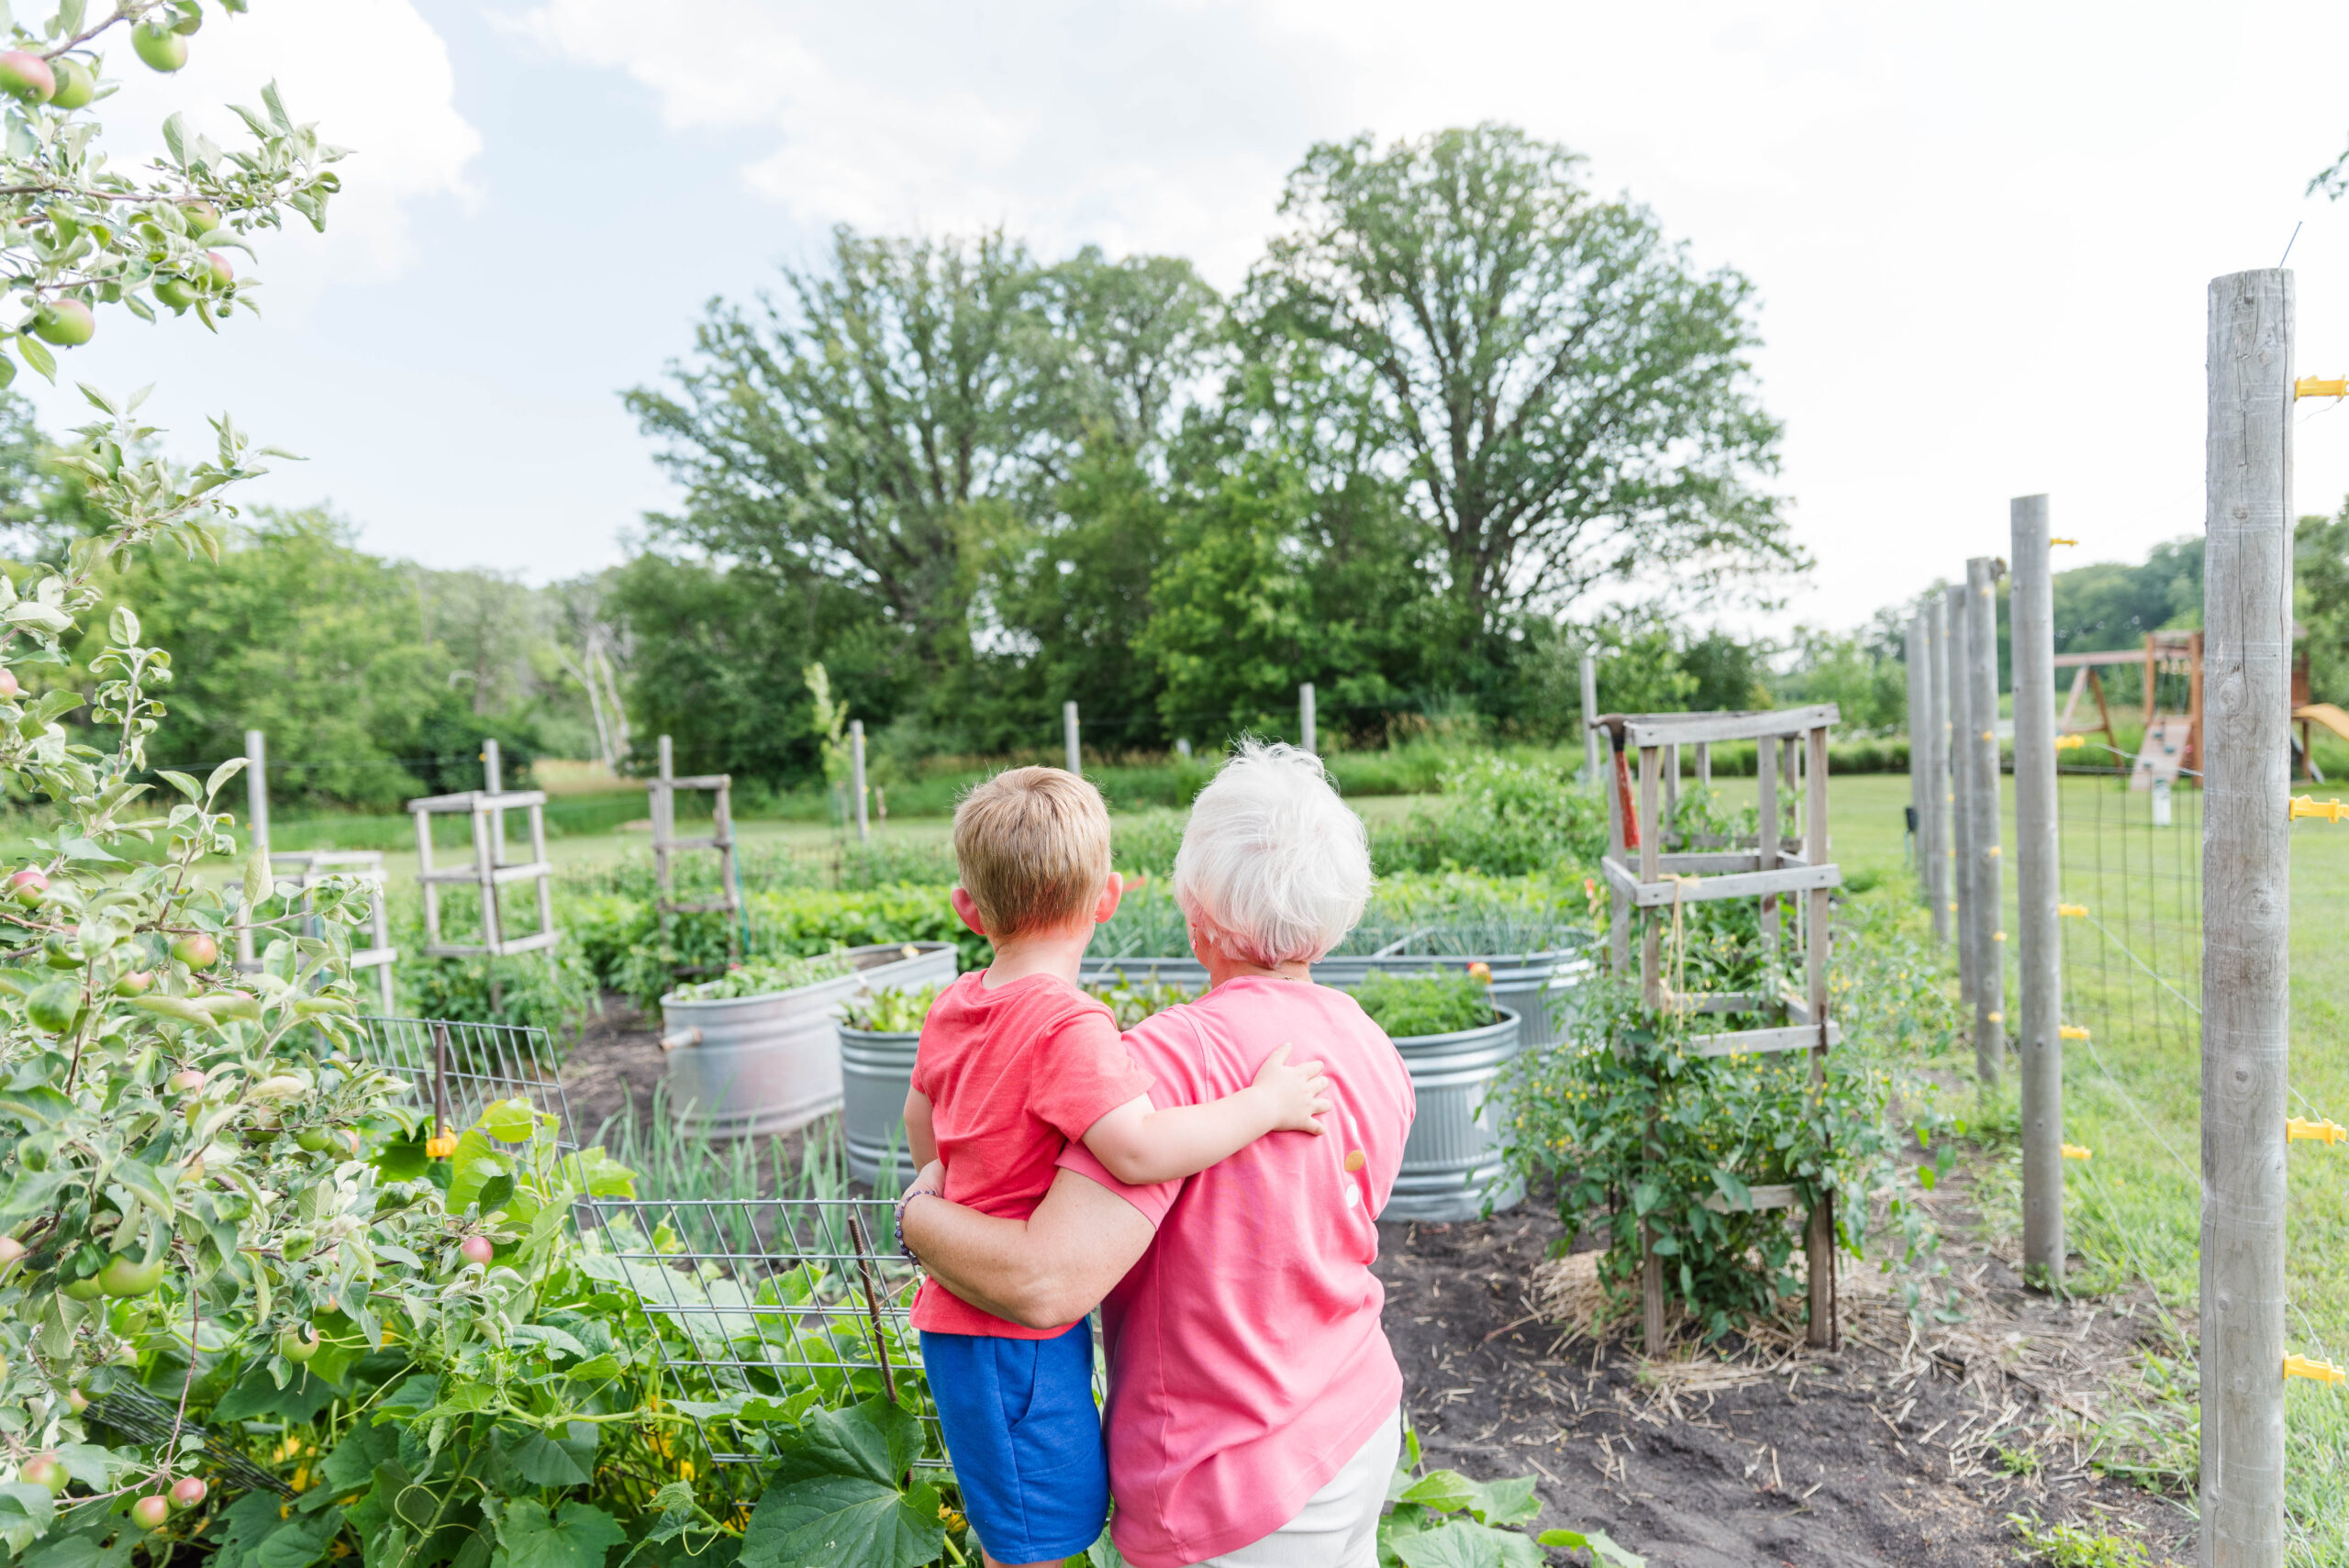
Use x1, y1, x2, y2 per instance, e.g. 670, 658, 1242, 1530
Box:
952, 766, 1114, 937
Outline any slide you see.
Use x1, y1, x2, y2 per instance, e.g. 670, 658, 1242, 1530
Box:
2296, 702, 2349, 742
2131, 716, 2193, 791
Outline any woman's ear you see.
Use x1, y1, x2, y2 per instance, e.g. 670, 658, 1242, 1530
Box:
1093, 871, 1125, 926
951, 886, 990, 939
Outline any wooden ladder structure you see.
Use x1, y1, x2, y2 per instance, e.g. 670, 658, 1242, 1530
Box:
649, 735, 741, 958
1594, 705, 1844, 1355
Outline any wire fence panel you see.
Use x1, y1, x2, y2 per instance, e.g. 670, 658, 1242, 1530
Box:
574, 1195, 934, 1490
351, 1015, 574, 1142
2057, 761, 2203, 1059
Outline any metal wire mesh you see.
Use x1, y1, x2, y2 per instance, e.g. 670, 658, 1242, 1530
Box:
574, 1195, 934, 1483
2057, 752, 2204, 1058
349, 1015, 573, 1143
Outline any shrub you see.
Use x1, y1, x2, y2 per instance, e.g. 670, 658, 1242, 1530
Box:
666, 950, 855, 1002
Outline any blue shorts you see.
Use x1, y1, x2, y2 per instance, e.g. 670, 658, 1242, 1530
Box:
920, 1320, 1108, 1563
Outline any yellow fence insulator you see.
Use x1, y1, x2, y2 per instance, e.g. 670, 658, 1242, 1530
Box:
1987, 1011, 2005, 1024
2054, 734, 2087, 751
2295, 374, 2349, 401
2288, 1117, 2347, 1147
2060, 1026, 2090, 1040
2058, 903, 2088, 917
2051, 537, 2077, 547
2062, 1144, 2091, 1161
2286, 1353, 2346, 1385
1993, 929, 2008, 942
2288, 795, 2349, 824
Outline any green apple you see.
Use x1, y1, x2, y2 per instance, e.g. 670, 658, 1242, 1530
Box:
205, 250, 233, 286
61, 1274, 104, 1301
31, 299, 94, 346
48, 58, 93, 110
130, 24, 186, 72
27, 980, 79, 1035
151, 276, 196, 309
277, 1326, 318, 1362
171, 932, 217, 969
96, 1254, 166, 1297
130, 1496, 168, 1531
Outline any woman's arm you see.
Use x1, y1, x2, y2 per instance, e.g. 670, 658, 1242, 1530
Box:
900, 1165, 1154, 1329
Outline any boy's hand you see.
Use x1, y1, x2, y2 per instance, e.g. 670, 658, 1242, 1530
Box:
1251, 1042, 1332, 1135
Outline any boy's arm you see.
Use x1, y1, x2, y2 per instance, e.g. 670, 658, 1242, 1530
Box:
903, 1089, 938, 1167
1080, 1043, 1330, 1186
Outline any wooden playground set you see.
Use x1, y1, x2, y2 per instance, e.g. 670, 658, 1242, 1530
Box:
2053, 625, 2349, 784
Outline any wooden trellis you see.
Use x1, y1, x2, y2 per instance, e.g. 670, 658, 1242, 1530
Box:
650, 735, 740, 941
407, 786, 558, 961
1594, 705, 1843, 1354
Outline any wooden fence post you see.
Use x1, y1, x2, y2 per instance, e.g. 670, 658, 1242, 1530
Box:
1946, 583, 1979, 1018
2010, 496, 2065, 1287
1300, 683, 1317, 755
238, 728, 268, 972
1924, 594, 1952, 947
1581, 651, 1602, 779
1965, 557, 2006, 1086
850, 719, 869, 841
1907, 615, 1926, 884
2200, 267, 2293, 1568
1063, 702, 1081, 774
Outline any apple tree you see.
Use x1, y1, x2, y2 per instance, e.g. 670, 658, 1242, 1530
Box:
0, 0, 412, 1541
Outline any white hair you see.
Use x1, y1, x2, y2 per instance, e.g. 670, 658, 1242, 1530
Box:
1174, 740, 1373, 966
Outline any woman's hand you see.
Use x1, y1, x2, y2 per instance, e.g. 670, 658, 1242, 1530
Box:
1250, 1042, 1332, 1135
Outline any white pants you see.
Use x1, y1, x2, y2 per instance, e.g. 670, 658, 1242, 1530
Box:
1189, 1406, 1405, 1568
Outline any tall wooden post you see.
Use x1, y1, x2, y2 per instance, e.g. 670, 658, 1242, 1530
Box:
1063, 701, 1081, 774
1299, 683, 1317, 755
1907, 615, 1926, 884
2200, 267, 2292, 1568
1965, 557, 2005, 1086
1581, 651, 1602, 779
850, 719, 869, 841
1804, 717, 1836, 1347
1636, 740, 1665, 1353
1946, 583, 1979, 1016
1924, 594, 1952, 946
2010, 497, 2065, 1286
237, 728, 269, 971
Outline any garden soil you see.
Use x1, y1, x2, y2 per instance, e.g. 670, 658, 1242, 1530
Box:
1375, 1190, 2194, 1567
558, 1006, 2195, 1566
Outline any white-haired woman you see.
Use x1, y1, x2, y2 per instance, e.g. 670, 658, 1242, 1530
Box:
901, 740, 1416, 1568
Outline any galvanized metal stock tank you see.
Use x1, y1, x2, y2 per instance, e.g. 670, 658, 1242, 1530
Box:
839, 1021, 924, 1186
1382, 1005, 1527, 1223
660, 941, 958, 1139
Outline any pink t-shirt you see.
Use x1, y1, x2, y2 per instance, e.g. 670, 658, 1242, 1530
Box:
1055, 976, 1415, 1568
909, 971, 1153, 1338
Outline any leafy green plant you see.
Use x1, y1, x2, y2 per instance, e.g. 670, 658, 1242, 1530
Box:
1997, 1445, 2044, 1477
840, 982, 944, 1034
1378, 1429, 1641, 1567
1373, 754, 1606, 878
1498, 888, 1956, 1339
2005, 1512, 2155, 1568
1085, 973, 1203, 1030
667, 951, 855, 1004
1353, 971, 1495, 1039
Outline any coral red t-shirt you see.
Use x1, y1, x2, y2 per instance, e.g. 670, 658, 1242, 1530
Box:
908, 970, 1152, 1338
1054, 976, 1415, 1567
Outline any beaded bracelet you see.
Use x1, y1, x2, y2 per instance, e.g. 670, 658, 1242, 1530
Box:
895, 1185, 941, 1267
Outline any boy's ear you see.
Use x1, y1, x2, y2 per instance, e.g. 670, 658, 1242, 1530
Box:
950, 886, 991, 938
1093, 871, 1125, 926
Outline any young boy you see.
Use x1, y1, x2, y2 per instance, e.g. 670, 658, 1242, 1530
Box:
901, 766, 1330, 1568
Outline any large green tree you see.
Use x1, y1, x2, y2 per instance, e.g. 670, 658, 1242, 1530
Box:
627, 229, 1055, 684
1242, 125, 1801, 657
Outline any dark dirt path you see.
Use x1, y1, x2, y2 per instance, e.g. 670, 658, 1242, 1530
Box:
1374, 1197, 2194, 1567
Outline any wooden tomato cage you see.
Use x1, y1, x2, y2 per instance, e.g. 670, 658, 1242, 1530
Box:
1593, 705, 1843, 1355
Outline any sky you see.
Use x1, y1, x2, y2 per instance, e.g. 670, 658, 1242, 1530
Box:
27, 0, 2349, 637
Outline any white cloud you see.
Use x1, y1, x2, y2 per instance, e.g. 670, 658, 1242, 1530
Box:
94, 0, 480, 296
